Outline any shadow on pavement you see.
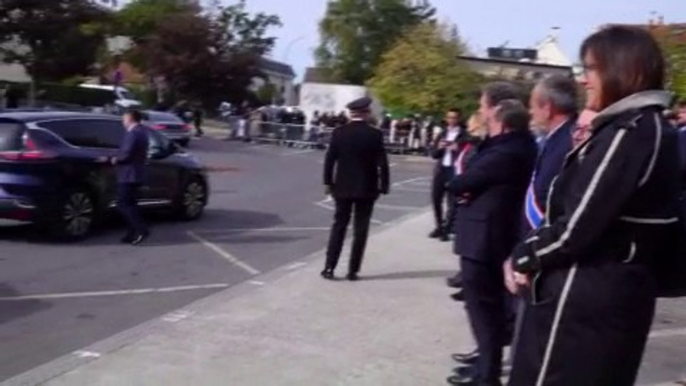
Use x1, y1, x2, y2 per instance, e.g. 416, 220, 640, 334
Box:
0, 283, 52, 325
361, 270, 455, 281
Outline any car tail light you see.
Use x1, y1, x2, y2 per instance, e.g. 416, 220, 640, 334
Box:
0, 135, 56, 161
183, 124, 192, 131
152, 124, 166, 130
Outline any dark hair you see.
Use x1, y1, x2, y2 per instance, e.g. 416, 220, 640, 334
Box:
580, 26, 665, 109
124, 108, 144, 123
678, 100, 686, 109
482, 82, 520, 108
494, 99, 530, 133
447, 108, 462, 115
536, 75, 578, 115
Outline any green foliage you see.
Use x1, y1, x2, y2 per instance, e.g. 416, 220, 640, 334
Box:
368, 22, 483, 116
256, 82, 278, 104
316, 0, 435, 85
136, 0, 281, 109
0, 0, 109, 82
650, 26, 686, 100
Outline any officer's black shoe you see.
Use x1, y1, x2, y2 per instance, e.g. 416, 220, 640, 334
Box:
453, 364, 478, 378
446, 373, 477, 386
440, 232, 451, 242
452, 349, 479, 364
130, 231, 150, 246
450, 290, 465, 302
429, 228, 443, 239
446, 272, 463, 288
321, 269, 334, 280
121, 232, 135, 244
346, 272, 359, 281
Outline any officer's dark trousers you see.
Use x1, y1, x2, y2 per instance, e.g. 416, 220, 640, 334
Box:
117, 183, 147, 235
432, 166, 456, 231
462, 256, 507, 386
325, 198, 376, 274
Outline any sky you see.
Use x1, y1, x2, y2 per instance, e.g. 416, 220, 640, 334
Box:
228, 0, 684, 81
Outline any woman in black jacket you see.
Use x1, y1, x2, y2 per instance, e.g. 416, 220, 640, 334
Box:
505, 26, 682, 386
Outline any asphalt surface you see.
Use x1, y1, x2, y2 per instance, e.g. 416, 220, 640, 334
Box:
0, 137, 435, 382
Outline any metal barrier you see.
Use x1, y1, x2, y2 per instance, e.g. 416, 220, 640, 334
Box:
221, 119, 426, 154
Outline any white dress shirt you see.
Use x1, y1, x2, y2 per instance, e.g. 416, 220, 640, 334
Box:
442, 127, 461, 167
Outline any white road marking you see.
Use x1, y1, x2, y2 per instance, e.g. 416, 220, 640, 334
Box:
0, 284, 230, 301
371, 219, 384, 225
286, 262, 307, 270
649, 327, 686, 339
162, 310, 194, 323
192, 227, 330, 233
392, 176, 430, 187
73, 350, 101, 359
375, 203, 424, 211
249, 280, 266, 286
188, 231, 261, 275
394, 186, 431, 193
282, 149, 316, 156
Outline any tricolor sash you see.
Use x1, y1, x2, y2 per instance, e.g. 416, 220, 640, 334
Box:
525, 176, 544, 229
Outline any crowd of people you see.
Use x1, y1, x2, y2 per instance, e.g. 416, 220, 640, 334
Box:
320, 25, 686, 386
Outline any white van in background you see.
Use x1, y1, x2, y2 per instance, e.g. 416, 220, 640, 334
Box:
79, 84, 143, 111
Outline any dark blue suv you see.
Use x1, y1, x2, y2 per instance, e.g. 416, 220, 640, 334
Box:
0, 111, 209, 240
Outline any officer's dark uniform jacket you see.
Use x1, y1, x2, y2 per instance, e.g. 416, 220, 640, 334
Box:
521, 119, 574, 236
508, 91, 681, 386
448, 131, 538, 263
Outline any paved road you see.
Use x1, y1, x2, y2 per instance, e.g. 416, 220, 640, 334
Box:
0, 137, 435, 382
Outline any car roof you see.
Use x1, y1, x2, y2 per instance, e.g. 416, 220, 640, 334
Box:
0, 111, 120, 123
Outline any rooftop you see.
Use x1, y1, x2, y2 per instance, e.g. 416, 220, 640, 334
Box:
260, 58, 296, 78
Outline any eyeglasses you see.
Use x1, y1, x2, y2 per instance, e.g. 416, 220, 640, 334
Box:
582, 63, 598, 75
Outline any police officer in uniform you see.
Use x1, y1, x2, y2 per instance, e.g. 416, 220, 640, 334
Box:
321, 97, 390, 281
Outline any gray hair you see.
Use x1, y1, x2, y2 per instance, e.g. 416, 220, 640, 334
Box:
494, 99, 530, 133
535, 75, 578, 115
482, 82, 521, 107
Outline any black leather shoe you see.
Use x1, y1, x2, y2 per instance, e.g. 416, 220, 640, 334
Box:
130, 231, 150, 246
440, 232, 450, 242
452, 349, 479, 364
446, 272, 463, 288
446, 373, 476, 386
453, 365, 477, 378
321, 269, 334, 280
429, 228, 442, 238
346, 272, 359, 281
450, 290, 465, 302
120, 232, 135, 244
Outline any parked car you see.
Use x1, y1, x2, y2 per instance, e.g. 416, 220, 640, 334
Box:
0, 111, 209, 240
142, 110, 193, 147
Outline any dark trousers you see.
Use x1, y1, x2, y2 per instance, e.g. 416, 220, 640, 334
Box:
117, 183, 147, 235
325, 198, 376, 273
462, 257, 507, 386
432, 166, 456, 231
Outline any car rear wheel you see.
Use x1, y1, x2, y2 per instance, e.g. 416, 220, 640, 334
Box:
176, 179, 206, 221
50, 189, 95, 240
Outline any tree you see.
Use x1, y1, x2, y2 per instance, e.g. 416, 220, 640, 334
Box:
368, 22, 483, 116
316, 0, 435, 85
649, 25, 686, 99
0, 0, 109, 82
139, 0, 280, 108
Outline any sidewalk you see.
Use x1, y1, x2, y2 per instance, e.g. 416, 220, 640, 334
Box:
27, 211, 471, 386
7, 211, 685, 386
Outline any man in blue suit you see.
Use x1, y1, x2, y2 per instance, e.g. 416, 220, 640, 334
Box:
522, 75, 577, 236
101, 109, 151, 245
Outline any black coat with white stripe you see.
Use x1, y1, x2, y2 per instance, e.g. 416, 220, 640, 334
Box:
508, 91, 681, 386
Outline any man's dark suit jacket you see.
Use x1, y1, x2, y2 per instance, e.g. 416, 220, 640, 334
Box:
324, 120, 390, 199
448, 131, 538, 264
115, 124, 150, 184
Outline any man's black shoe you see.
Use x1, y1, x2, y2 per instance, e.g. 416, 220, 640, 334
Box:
346, 272, 359, 281
130, 231, 150, 246
440, 232, 450, 242
452, 349, 479, 364
453, 365, 478, 378
120, 232, 135, 244
446, 272, 463, 288
429, 228, 443, 239
321, 269, 334, 280
450, 290, 465, 302
446, 373, 477, 386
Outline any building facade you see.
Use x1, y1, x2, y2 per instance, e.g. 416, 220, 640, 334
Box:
252, 58, 297, 106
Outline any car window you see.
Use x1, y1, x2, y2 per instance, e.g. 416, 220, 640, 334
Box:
146, 112, 183, 123
39, 119, 126, 149
0, 122, 24, 150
